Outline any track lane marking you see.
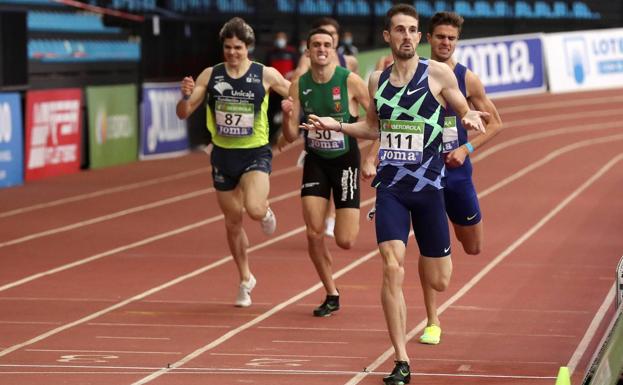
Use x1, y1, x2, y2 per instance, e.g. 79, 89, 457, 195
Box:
343, 153, 623, 385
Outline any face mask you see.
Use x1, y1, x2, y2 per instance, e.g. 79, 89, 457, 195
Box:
248, 45, 255, 54
343, 38, 353, 45
275, 38, 286, 49
299, 44, 306, 54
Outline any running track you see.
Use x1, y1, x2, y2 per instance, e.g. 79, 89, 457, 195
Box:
0, 88, 622, 385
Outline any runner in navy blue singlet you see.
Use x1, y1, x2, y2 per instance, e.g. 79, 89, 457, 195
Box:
301, 5, 490, 384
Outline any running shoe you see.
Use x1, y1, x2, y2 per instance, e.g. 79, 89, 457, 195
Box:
313, 294, 340, 317
324, 216, 335, 238
235, 274, 256, 307
260, 207, 276, 235
419, 324, 441, 345
383, 361, 410, 385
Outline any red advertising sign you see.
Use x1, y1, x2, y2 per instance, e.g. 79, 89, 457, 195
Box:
25, 89, 82, 181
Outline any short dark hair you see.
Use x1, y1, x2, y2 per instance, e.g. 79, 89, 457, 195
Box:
384, 4, 419, 31
306, 28, 334, 48
219, 17, 255, 46
311, 17, 340, 34
428, 11, 464, 35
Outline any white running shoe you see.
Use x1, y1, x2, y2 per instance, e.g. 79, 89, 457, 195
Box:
235, 274, 256, 307
260, 207, 276, 235
324, 216, 335, 237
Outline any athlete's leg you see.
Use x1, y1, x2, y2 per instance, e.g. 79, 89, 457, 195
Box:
333, 207, 359, 249
379, 239, 409, 362
452, 220, 483, 255
302, 195, 337, 295
216, 188, 251, 283
419, 254, 452, 327
239, 170, 270, 221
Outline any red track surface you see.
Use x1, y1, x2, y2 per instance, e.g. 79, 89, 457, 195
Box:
0, 88, 622, 385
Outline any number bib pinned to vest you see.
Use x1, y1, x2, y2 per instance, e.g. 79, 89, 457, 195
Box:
215, 101, 255, 137
379, 119, 424, 164
306, 129, 346, 151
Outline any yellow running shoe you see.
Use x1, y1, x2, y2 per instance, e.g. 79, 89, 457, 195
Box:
419, 324, 441, 345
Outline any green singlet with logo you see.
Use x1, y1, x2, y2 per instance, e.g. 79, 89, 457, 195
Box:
299, 66, 357, 159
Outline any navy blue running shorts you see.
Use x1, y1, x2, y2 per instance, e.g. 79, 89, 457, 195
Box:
210, 144, 272, 191
374, 187, 451, 257
444, 161, 481, 226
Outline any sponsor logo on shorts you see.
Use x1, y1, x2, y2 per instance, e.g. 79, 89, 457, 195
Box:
443, 246, 451, 253
467, 213, 478, 221
302, 182, 320, 189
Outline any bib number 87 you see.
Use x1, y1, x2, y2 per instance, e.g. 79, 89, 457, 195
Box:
225, 113, 242, 126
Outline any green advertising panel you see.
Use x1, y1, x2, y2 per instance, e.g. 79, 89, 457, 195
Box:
86, 84, 138, 169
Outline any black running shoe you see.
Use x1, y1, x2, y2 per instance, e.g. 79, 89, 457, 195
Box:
383, 361, 410, 385
313, 294, 340, 317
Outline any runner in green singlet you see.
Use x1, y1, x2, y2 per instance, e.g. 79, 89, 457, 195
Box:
281, 28, 369, 317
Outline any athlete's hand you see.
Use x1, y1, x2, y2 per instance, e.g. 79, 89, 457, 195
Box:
461, 110, 489, 133
445, 146, 469, 168
300, 114, 340, 132
180, 76, 195, 99
281, 96, 293, 115
362, 158, 377, 180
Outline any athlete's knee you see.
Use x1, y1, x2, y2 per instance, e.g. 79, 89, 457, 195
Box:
430, 276, 450, 292
462, 242, 482, 255
306, 226, 325, 241
335, 235, 355, 250
246, 202, 267, 221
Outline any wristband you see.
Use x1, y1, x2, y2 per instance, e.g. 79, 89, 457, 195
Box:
337, 121, 343, 132
182, 94, 191, 101
465, 142, 474, 153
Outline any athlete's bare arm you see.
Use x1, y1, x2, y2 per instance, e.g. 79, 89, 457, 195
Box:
176, 67, 212, 119
347, 72, 370, 116
263, 66, 291, 98
345, 55, 359, 74
429, 61, 488, 133
445, 70, 503, 167
281, 80, 301, 143
303, 70, 380, 140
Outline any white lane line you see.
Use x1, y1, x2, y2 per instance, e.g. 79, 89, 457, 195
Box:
0, 140, 304, 219
129, 198, 378, 385
567, 283, 616, 374
473, 120, 621, 163
0, 222, 311, 358
258, 326, 387, 332
25, 348, 180, 355
210, 352, 368, 359
478, 134, 623, 198
0, 167, 210, 218
0, 189, 300, 293
498, 94, 623, 114
0, 165, 300, 249
0, 363, 557, 379
87, 322, 231, 329
95, 336, 171, 341
343, 153, 623, 385
271, 340, 348, 344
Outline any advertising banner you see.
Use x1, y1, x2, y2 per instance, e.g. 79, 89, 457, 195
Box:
140, 82, 189, 159
86, 84, 138, 169
454, 33, 546, 97
24, 89, 82, 181
544, 28, 623, 93
0, 93, 23, 188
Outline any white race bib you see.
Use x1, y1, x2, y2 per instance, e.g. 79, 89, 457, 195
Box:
306, 129, 346, 151
442, 116, 459, 153
215, 100, 254, 137
378, 119, 424, 164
